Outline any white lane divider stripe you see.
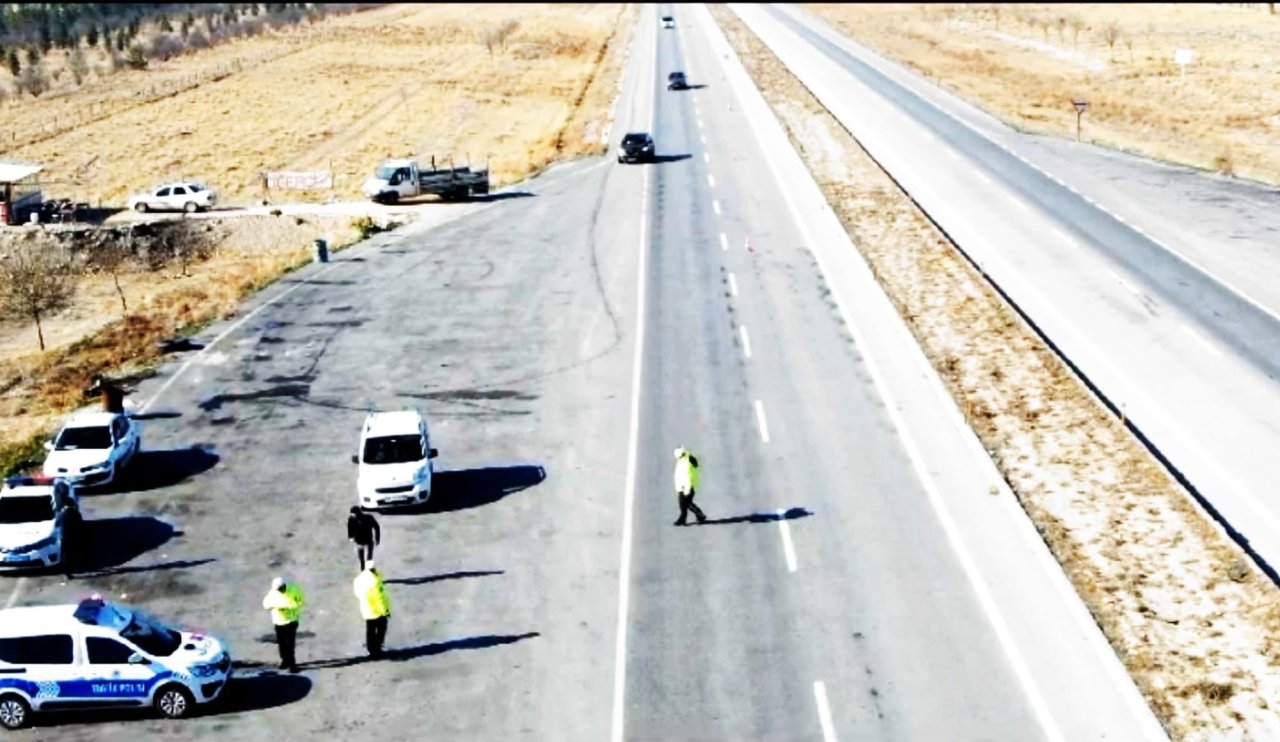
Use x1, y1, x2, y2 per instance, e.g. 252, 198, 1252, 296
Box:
698, 117, 704, 129
1182, 324, 1223, 357
740, 325, 752, 358
708, 174, 716, 187
814, 681, 837, 742
728, 272, 738, 296
720, 232, 729, 251
777, 510, 797, 572
700, 133, 706, 145
754, 399, 770, 443
704, 153, 710, 163
713, 199, 722, 215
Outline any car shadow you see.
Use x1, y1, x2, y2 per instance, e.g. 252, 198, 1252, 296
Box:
385, 570, 504, 586
66, 516, 177, 574
294, 632, 540, 671
651, 154, 692, 164
26, 673, 311, 729
470, 191, 534, 203
383, 464, 546, 516
698, 507, 813, 526
108, 445, 219, 494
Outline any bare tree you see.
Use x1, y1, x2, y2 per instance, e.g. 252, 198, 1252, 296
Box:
476, 18, 518, 57
89, 239, 133, 315
158, 219, 219, 278
1068, 16, 1086, 49
0, 241, 78, 351
1056, 15, 1067, 43
1123, 35, 1134, 63
68, 46, 88, 86
1102, 22, 1121, 62
16, 62, 49, 97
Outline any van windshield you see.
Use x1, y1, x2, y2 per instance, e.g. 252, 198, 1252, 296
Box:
375, 166, 398, 180
362, 435, 423, 464
0, 495, 54, 524
120, 611, 182, 657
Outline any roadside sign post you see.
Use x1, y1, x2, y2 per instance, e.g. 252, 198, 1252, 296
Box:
1174, 48, 1194, 78
1072, 99, 1089, 142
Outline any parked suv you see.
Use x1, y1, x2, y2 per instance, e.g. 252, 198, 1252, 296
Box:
127, 182, 217, 213
354, 410, 438, 509
617, 132, 656, 164
668, 71, 688, 91
0, 476, 80, 572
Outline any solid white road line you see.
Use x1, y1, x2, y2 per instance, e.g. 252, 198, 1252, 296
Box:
612, 17, 657, 742
713, 199, 722, 215
708, 174, 716, 187
777, 511, 797, 572
740, 325, 752, 358
720, 232, 729, 251
813, 681, 837, 742
754, 399, 770, 443
728, 272, 738, 296
1182, 324, 1224, 357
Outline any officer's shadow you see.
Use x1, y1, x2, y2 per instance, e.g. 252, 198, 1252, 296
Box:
293, 631, 540, 671
698, 507, 812, 526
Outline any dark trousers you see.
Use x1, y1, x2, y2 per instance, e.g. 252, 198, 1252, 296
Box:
676, 490, 706, 525
366, 615, 389, 657
354, 541, 375, 569
275, 621, 298, 670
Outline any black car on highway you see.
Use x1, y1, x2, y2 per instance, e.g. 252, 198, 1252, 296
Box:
617, 132, 656, 164
668, 71, 688, 91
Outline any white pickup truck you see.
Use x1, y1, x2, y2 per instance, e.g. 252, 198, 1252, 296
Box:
361, 158, 490, 204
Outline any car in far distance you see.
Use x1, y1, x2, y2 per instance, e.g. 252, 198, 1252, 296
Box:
127, 181, 218, 213
617, 132, 656, 164
42, 410, 140, 488
354, 409, 438, 510
668, 71, 688, 91
0, 476, 80, 572
661, 15, 674, 29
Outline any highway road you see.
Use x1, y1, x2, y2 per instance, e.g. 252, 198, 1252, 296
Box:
1, 4, 1161, 740
737, 3, 1280, 574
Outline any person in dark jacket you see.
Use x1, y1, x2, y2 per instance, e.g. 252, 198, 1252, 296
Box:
347, 506, 381, 570
86, 374, 126, 414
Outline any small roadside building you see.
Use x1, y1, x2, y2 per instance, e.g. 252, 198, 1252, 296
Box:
0, 161, 43, 225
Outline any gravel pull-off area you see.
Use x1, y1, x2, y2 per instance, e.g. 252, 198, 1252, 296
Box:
712, 6, 1280, 739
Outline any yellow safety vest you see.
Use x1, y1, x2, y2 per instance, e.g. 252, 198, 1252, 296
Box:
673, 453, 699, 494
262, 584, 304, 626
353, 569, 391, 620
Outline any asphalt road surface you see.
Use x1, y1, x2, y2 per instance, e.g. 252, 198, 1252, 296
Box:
739, 3, 1280, 574
2, 4, 1161, 741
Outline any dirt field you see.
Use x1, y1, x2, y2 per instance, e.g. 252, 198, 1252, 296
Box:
712, 5, 1280, 739
805, 3, 1280, 185
1, 3, 635, 205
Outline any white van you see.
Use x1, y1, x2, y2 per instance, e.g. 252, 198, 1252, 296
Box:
0, 597, 231, 729
353, 409, 438, 509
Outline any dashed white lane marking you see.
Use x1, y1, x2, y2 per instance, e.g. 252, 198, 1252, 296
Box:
728, 272, 738, 295
700, 133, 706, 145
1051, 226, 1076, 247
4, 578, 24, 610
740, 325, 752, 358
713, 199, 722, 215
697, 117, 704, 129
947, 149, 961, 162
708, 174, 716, 187
1108, 269, 1139, 296
1182, 324, 1224, 357
814, 681, 837, 742
974, 170, 992, 185
1014, 199, 1031, 213
704, 153, 710, 163
777, 511, 797, 572
754, 399, 770, 443
720, 232, 729, 251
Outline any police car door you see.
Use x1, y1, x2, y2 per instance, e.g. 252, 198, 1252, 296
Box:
0, 634, 76, 708
75, 636, 154, 704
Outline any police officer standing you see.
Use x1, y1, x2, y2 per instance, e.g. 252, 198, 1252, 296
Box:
347, 506, 381, 570
353, 561, 392, 658
262, 576, 305, 672
673, 446, 707, 526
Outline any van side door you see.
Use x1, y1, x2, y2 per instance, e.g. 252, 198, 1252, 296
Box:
0, 634, 78, 709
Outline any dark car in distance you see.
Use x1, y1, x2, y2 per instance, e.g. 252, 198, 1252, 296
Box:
668, 71, 688, 90
617, 132, 656, 164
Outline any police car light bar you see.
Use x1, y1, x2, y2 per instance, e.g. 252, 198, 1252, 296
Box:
3, 475, 58, 488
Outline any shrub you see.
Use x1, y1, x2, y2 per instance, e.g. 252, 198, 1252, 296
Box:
351, 215, 380, 239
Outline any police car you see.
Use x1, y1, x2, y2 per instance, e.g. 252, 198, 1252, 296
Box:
353, 409, 438, 509
42, 410, 140, 488
0, 476, 80, 571
0, 597, 231, 729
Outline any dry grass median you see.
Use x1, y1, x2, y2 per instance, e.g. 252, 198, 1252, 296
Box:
713, 5, 1280, 739
805, 3, 1280, 185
